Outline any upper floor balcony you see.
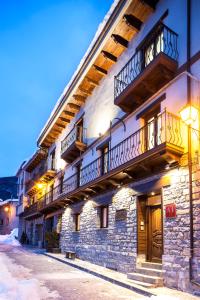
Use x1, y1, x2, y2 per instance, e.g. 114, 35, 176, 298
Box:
61, 125, 87, 163
25, 157, 56, 194
36, 110, 185, 213
114, 23, 178, 112
16, 203, 24, 216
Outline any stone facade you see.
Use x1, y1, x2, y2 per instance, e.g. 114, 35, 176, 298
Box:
61, 188, 137, 273
60, 166, 200, 293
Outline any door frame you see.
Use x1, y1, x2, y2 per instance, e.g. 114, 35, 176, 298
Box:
146, 203, 163, 263
137, 191, 163, 263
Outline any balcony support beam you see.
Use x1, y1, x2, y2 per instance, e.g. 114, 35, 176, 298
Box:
111, 34, 128, 48
79, 87, 92, 96
93, 65, 107, 76
139, 0, 158, 10
101, 51, 117, 63
123, 14, 143, 31
85, 77, 99, 87
63, 111, 75, 118
68, 103, 80, 112
73, 95, 86, 103
59, 117, 70, 123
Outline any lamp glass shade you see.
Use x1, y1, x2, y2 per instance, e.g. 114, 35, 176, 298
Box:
180, 105, 198, 125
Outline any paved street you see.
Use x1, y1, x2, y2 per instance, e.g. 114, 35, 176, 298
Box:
0, 244, 145, 300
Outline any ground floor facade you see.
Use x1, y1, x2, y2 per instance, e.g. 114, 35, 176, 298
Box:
60, 166, 200, 293
19, 165, 200, 294
20, 211, 62, 247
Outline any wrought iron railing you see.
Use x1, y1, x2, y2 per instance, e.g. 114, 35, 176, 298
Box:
61, 126, 87, 154
114, 23, 178, 99
25, 158, 56, 193
23, 202, 39, 217
27, 110, 184, 213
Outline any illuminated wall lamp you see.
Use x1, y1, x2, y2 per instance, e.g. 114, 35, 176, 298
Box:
4, 206, 9, 212
180, 105, 198, 125
36, 183, 45, 189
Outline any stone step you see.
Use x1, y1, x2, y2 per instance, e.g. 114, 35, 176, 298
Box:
141, 262, 162, 270
135, 266, 163, 277
127, 278, 155, 289
127, 272, 163, 286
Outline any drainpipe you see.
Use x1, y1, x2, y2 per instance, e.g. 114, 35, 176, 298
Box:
187, 0, 194, 284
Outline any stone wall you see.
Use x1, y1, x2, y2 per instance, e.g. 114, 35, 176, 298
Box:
60, 167, 200, 293
162, 167, 191, 291
61, 187, 137, 273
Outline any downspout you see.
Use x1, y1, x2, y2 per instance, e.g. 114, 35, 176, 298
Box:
187, 0, 194, 284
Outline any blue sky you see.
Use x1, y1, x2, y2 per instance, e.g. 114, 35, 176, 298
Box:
0, 0, 113, 176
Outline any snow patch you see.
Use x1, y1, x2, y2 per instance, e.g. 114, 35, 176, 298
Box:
149, 296, 180, 300
0, 228, 20, 246
0, 253, 60, 300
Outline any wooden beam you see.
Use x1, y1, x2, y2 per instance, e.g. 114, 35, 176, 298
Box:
73, 95, 86, 103
79, 87, 91, 95
56, 123, 65, 129
139, 0, 158, 9
123, 170, 135, 179
68, 103, 80, 111
85, 77, 99, 87
59, 117, 70, 123
101, 51, 117, 63
111, 34, 128, 48
63, 110, 75, 118
123, 14, 143, 31
107, 179, 120, 187
52, 128, 62, 134
93, 65, 107, 76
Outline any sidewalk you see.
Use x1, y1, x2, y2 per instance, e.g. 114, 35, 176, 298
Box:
44, 252, 200, 300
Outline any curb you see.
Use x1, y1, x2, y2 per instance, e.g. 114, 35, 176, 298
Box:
44, 253, 156, 298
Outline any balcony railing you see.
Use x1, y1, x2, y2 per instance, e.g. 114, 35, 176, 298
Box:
114, 23, 178, 100
25, 158, 56, 193
23, 202, 39, 218
33, 110, 184, 212
61, 126, 87, 155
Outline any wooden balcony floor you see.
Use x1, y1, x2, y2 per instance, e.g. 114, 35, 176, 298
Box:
115, 53, 178, 112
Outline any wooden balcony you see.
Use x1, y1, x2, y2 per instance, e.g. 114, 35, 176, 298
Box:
114, 23, 178, 112
23, 202, 42, 220
38, 111, 185, 213
61, 126, 87, 163
25, 158, 56, 195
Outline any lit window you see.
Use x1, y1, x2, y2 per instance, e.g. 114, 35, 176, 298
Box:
100, 206, 109, 228
75, 213, 80, 231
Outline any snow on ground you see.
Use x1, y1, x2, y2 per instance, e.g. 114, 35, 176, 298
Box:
149, 296, 180, 300
0, 251, 60, 300
0, 228, 20, 246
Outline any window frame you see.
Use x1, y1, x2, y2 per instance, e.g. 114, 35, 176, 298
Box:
100, 205, 109, 229
74, 213, 80, 232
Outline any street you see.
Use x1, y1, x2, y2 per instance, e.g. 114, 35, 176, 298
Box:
0, 244, 145, 300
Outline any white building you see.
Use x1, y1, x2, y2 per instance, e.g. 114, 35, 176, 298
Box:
18, 0, 200, 293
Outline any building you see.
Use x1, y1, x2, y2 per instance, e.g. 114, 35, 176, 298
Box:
17, 0, 200, 293
0, 176, 18, 234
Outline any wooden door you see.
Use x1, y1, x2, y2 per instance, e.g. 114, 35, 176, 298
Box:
148, 205, 163, 262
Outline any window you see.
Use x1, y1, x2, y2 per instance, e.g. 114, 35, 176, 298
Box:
76, 163, 82, 188
49, 149, 55, 170
101, 145, 109, 175
76, 118, 84, 143
100, 206, 109, 228
74, 213, 80, 231
59, 175, 64, 194
143, 106, 161, 150
0, 219, 3, 226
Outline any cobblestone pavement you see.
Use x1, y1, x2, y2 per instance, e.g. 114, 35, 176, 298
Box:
0, 244, 145, 300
